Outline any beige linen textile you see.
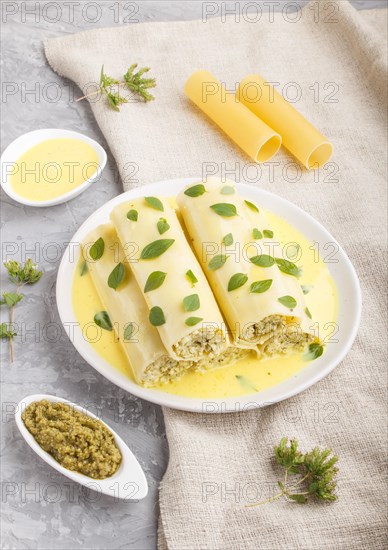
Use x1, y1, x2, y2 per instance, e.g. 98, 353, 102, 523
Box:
45, 2, 387, 549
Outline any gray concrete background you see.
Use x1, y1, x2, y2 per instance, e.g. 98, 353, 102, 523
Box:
1, 1, 386, 549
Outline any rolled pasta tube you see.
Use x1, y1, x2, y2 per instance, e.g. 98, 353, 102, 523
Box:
110, 197, 229, 361
185, 70, 282, 163
177, 179, 315, 355
84, 224, 193, 387
237, 74, 333, 170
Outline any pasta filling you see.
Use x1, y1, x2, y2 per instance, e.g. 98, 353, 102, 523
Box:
196, 347, 252, 371
142, 356, 193, 387
172, 326, 227, 360
141, 347, 251, 387
242, 315, 314, 354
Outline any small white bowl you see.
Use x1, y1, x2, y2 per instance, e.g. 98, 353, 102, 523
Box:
15, 394, 148, 500
0, 129, 107, 207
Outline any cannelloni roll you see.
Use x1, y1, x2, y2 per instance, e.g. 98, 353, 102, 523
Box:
177, 179, 315, 355
83, 224, 193, 386
110, 197, 229, 361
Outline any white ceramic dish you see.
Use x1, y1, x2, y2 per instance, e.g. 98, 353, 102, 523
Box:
56, 177, 361, 413
0, 129, 107, 207
15, 394, 148, 500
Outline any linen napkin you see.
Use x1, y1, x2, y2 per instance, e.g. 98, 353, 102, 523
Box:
45, 2, 387, 548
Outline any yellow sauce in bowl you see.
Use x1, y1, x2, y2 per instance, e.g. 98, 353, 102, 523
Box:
71, 208, 338, 399
10, 138, 99, 202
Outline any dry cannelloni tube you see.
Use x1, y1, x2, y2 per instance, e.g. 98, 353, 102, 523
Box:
110, 197, 229, 361
237, 74, 333, 170
177, 179, 315, 356
83, 224, 193, 386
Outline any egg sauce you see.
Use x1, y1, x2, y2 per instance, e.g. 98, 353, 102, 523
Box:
72, 210, 338, 398
10, 138, 99, 201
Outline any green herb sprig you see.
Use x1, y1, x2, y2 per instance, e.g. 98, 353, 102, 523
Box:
1, 259, 43, 363
247, 438, 338, 507
77, 64, 156, 111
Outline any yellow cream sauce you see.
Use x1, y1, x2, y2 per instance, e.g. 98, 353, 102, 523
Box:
10, 138, 99, 201
72, 209, 338, 398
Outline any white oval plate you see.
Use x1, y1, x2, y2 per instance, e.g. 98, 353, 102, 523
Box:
15, 394, 148, 500
56, 178, 361, 413
0, 129, 107, 207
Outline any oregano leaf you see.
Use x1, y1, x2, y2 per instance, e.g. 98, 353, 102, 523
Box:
275, 258, 301, 278
306, 342, 324, 360
278, 295, 297, 309
145, 196, 164, 211
2, 292, 23, 307
302, 285, 312, 294
124, 322, 135, 341
250, 279, 273, 294
127, 209, 138, 221
108, 262, 125, 290
149, 306, 166, 326
183, 294, 200, 312
210, 203, 237, 217
222, 233, 234, 246
185, 316, 203, 326
289, 494, 308, 504
144, 271, 167, 292
0, 322, 16, 339
90, 237, 104, 261
140, 239, 175, 259
184, 184, 206, 197
228, 273, 248, 292
235, 375, 258, 392
220, 185, 235, 195
252, 228, 263, 239
185, 270, 198, 286
94, 311, 113, 331
157, 218, 170, 235
244, 200, 259, 212
250, 254, 275, 267
208, 254, 228, 271
79, 260, 88, 276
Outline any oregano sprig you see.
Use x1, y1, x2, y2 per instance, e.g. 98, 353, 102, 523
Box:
123, 64, 156, 102
247, 438, 338, 507
77, 64, 156, 111
1, 259, 43, 363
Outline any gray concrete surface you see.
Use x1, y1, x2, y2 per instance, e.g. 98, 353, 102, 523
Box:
1, 1, 386, 549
